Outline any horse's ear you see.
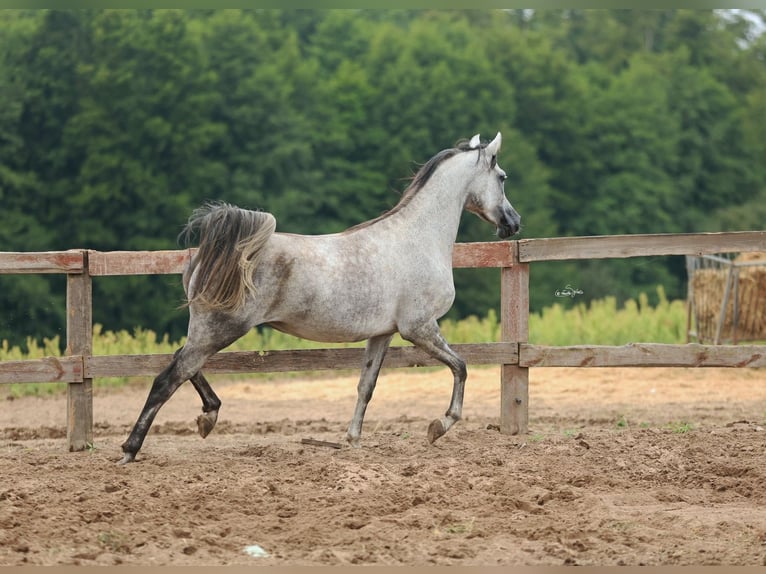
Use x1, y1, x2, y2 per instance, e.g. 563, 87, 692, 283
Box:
484, 132, 502, 157
469, 134, 481, 149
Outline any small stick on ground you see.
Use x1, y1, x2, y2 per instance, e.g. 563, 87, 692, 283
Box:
301, 438, 343, 449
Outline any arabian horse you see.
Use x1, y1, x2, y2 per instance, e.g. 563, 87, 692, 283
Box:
120, 132, 520, 463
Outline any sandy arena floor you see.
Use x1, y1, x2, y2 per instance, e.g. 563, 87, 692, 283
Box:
2, 364, 766, 565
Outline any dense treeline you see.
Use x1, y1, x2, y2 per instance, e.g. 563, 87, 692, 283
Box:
1, 9, 765, 347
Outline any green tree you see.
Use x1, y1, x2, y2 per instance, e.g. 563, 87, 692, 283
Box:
0, 11, 80, 346
61, 10, 227, 338
201, 10, 316, 232
1, 9, 765, 346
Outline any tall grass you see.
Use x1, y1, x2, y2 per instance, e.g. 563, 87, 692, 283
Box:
2, 287, 686, 397
529, 286, 686, 345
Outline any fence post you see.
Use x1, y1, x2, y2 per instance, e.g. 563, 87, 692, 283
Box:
500, 242, 529, 435
66, 250, 93, 451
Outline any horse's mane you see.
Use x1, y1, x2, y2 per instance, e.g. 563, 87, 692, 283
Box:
344, 139, 484, 234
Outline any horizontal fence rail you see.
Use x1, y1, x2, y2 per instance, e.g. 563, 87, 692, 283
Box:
0, 356, 84, 384
85, 241, 516, 276
84, 343, 518, 379
518, 231, 766, 262
0, 250, 85, 274
520, 343, 766, 368
0, 230, 764, 451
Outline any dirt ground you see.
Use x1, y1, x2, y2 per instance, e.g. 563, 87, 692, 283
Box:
2, 364, 766, 566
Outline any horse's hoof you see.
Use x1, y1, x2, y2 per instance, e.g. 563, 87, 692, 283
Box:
427, 418, 447, 443
117, 452, 136, 465
196, 410, 218, 438
345, 434, 362, 449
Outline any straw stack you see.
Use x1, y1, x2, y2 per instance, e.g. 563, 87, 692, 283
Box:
691, 267, 732, 341
691, 252, 766, 342
733, 252, 766, 340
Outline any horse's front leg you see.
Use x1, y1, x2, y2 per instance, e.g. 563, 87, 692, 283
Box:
346, 333, 393, 447
400, 320, 467, 443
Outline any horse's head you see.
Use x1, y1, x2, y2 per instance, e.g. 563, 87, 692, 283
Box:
463, 132, 521, 239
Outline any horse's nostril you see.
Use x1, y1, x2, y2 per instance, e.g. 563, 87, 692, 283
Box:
497, 225, 514, 239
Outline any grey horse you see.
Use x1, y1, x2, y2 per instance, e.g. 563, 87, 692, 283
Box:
120, 132, 520, 463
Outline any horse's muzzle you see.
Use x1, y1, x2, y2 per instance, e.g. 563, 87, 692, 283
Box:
496, 209, 521, 239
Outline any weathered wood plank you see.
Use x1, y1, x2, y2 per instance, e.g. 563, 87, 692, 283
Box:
85, 342, 518, 378
500, 244, 529, 436
0, 251, 84, 274
87, 241, 515, 277
453, 241, 515, 268
66, 268, 93, 452
520, 343, 766, 368
88, 249, 195, 276
0, 356, 84, 385
518, 231, 766, 262
5, 231, 763, 276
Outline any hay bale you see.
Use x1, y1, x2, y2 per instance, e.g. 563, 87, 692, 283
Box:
734, 251, 766, 264
690, 254, 766, 342
736, 264, 766, 338
691, 268, 731, 341
735, 251, 766, 339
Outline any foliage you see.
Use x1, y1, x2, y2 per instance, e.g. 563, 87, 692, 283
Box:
528, 286, 687, 345
0, 9, 764, 345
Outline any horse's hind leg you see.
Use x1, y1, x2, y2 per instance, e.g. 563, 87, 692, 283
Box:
120, 313, 250, 464
164, 348, 221, 438
346, 333, 393, 447
190, 371, 221, 438
119, 343, 216, 464
400, 320, 467, 443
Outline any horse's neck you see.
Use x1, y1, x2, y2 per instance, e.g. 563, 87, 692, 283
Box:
390, 163, 469, 259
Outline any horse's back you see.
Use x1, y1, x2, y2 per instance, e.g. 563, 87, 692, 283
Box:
247, 231, 402, 342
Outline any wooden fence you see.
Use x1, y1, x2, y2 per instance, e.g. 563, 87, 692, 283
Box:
1, 230, 765, 451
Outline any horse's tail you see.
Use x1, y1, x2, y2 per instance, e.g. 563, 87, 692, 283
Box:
181, 202, 276, 312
